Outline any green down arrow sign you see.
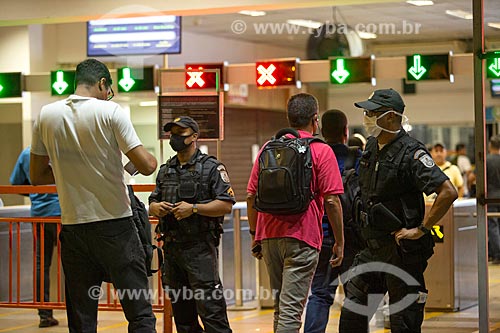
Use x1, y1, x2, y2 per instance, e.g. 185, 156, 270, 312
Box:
52, 71, 69, 95
331, 59, 350, 84
489, 58, 500, 78
408, 55, 427, 80
119, 68, 136, 92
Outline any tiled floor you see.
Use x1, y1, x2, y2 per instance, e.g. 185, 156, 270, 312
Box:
1, 265, 499, 332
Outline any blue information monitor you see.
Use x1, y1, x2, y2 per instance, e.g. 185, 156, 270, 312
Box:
87, 16, 181, 56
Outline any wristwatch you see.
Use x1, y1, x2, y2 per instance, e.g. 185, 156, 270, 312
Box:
192, 203, 198, 214
249, 230, 256, 236
418, 224, 431, 235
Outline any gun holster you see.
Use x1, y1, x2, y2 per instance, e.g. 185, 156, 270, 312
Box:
369, 202, 403, 233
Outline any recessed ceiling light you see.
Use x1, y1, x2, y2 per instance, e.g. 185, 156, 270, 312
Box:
358, 31, 377, 39
406, 0, 434, 6
445, 9, 473, 20
238, 10, 266, 17
286, 19, 322, 29
488, 22, 500, 30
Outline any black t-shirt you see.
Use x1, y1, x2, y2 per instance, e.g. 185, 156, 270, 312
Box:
487, 154, 500, 198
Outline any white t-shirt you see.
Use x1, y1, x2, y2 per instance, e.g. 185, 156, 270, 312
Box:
31, 95, 142, 224
457, 155, 472, 174
457, 155, 472, 196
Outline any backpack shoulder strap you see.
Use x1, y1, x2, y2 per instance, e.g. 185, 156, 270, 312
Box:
300, 137, 326, 147
275, 127, 300, 139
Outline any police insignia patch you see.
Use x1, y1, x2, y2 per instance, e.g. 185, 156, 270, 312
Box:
217, 165, 230, 183
419, 154, 435, 168
414, 149, 427, 160
227, 187, 235, 198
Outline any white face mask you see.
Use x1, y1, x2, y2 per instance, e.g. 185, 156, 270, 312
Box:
363, 114, 382, 137
363, 110, 409, 138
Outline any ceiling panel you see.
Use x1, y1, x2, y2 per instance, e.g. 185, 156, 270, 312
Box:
183, 0, 500, 51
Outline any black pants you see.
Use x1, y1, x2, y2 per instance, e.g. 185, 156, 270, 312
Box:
60, 217, 156, 333
339, 241, 428, 333
35, 223, 58, 319
163, 235, 232, 333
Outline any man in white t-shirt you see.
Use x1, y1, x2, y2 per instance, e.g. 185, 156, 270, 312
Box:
30, 59, 158, 332
430, 143, 464, 198
455, 143, 473, 197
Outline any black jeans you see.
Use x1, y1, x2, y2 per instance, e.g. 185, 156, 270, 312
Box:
60, 217, 156, 333
339, 241, 428, 333
163, 234, 232, 333
35, 223, 57, 319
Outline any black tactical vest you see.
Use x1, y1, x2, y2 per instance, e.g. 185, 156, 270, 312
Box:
159, 153, 222, 240
359, 132, 425, 234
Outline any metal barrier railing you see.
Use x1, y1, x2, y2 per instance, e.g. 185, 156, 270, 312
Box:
0, 184, 172, 333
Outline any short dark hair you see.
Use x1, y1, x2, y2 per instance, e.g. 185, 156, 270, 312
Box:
75, 59, 112, 88
490, 135, 500, 150
456, 143, 466, 151
286, 93, 318, 128
321, 109, 347, 143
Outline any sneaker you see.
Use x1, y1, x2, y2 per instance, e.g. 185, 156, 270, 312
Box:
39, 317, 59, 328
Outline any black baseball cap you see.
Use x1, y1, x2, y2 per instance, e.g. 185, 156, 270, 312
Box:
163, 116, 199, 133
354, 88, 405, 113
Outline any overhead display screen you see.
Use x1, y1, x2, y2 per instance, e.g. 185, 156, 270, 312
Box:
87, 16, 181, 56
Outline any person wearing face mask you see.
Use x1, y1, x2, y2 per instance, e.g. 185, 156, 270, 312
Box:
339, 89, 458, 333
149, 116, 235, 333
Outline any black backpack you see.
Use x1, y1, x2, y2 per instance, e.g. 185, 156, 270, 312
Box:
254, 128, 324, 215
127, 185, 163, 277
338, 147, 365, 249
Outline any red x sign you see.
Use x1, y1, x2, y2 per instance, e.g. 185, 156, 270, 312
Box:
186, 70, 205, 88
257, 64, 277, 85
255, 59, 298, 87
185, 63, 224, 89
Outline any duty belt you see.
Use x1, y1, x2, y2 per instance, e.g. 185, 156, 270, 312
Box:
365, 236, 395, 250
163, 231, 207, 243
162, 219, 221, 243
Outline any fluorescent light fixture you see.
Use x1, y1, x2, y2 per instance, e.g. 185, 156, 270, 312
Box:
445, 9, 473, 20
358, 31, 377, 39
488, 22, 500, 30
406, 0, 434, 6
286, 19, 322, 29
238, 10, 266, 17
139, 100, 157, 107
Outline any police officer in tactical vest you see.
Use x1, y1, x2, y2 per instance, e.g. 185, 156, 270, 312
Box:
338, 89, 458, 333
149, 116, 235, 333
